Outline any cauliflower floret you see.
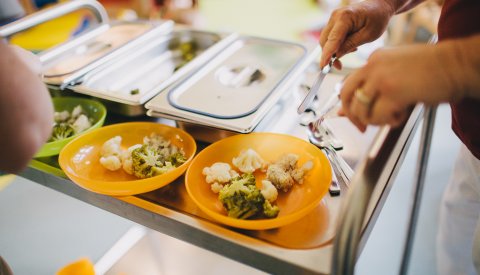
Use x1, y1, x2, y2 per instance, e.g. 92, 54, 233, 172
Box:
232, 148, 266, 173
99, 136, 124, 171
202, 162, 239, 184
266, 154, 299, 192
274, 153, 298, 170
71, 105, 84, 118
72, 114, 92, 134
267, 164, 295, 192
260, 179, 278, 203
291, 160, 314, 184
54, 110, 70, 122
121, 144, 142, 175
101, 136, 123, 157
143, 133, 171, 148
100, 155, 122, 171
266, 154, 313, 191
210, 182, 224, 194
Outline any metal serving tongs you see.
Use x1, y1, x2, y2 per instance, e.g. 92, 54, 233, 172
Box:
307, 121, 354, 193
309, 82, 342, 134
297, 54, 337, 114
305, 82, 354, 195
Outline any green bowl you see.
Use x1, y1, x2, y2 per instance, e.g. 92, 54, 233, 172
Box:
35, 97, 107, 158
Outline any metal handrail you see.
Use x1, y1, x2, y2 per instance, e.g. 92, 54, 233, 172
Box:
399, 106, 436, 274
331, 104, 426, 275
398, 35, 438, 275
331, 34, 438, 275
0, 0, 108, 38
0, 0, 110, 65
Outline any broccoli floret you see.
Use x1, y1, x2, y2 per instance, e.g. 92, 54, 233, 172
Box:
263, 200, 280, 218
218, 173, 279, 219
131, 145, 164, 179
166, 152, 187, 167
50, 123, 75, 141
51, 105, 92, 142
231, 173, 256, 186
130, 144, 185, 179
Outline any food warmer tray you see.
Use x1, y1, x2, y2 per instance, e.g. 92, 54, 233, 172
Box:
0, 0, 237, 117
145, 37, 319, 136
69, 29, 238, 116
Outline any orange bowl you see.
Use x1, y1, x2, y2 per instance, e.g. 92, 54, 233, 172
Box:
185, 133, 331, 230
59, 122, 196, 196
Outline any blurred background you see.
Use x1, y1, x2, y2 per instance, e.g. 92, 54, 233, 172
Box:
10, 0, 441, 52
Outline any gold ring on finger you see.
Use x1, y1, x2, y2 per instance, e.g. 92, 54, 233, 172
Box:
354, 88, 373, 106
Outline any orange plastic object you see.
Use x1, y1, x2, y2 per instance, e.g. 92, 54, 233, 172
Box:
185, 132, 332, 230
59, 122, 196, 196
56, 258, 95, 275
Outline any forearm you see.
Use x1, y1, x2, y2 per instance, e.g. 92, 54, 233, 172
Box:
435, 34, 480, 101
396, 0, 428, 13
381, 0, 427, 14
455, 34, 480, 99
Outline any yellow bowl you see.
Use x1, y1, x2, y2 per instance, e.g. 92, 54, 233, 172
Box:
185, 133, 332, 230
36, 97, 107, 158
59, 122, 196, 196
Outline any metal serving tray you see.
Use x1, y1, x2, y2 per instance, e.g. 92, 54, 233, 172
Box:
146, 88, 297, 143
0, 0, 174, 92
40, 20, 175, 90
167, 37, 308, 118
146, 38, 319, 133
70, 29, 238, 115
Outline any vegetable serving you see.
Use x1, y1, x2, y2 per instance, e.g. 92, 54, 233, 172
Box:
50, 105, 92, 141
99, 133, 187, 179
202, 148, 313, 220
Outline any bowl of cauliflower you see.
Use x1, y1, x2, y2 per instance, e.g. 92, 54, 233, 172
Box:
35, 96, 107, 158
58, 122, 196, 196
185, 132, 332, 230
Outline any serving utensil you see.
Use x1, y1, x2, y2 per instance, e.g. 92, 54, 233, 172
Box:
307, 121, 353, 195
308, 82, 342, 135
297, 55, 336, 114
328, 161, 341, 196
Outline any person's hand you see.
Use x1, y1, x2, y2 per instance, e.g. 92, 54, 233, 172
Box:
9, 45, 42, 75
339, 43, 464, 132
0, 42, 53, 173
319, 0, 396, 69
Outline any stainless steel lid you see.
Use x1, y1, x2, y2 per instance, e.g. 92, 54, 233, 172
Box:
0, 0, 173, 89
42, 20, 173, 89
166, 37, 308, 119
70, 29, 238, 106
146, 37, 320, 133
